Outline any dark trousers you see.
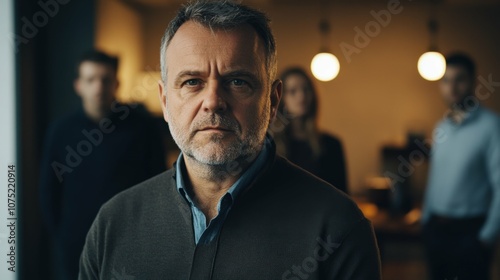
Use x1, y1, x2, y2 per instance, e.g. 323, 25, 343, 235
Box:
423, 214, 493, 280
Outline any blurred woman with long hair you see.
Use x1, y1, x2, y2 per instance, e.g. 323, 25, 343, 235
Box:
273, 67, 348, 193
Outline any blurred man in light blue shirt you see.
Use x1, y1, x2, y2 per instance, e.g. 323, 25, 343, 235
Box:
423, 53, 500, 280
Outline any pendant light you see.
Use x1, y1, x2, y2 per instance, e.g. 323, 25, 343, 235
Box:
311, 2, 340, 82
418, 0, 446, 81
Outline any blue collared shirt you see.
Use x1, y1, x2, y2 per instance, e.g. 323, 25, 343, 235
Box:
175, 136, 271, 245
423, 106, 500, 244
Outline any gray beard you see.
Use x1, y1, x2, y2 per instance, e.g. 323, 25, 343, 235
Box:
184, 144, 263, 182
166, 107, 269, 180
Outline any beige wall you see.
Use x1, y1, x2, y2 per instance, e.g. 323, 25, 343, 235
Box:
95, 0, 144, 104
268, 1, 500, 194
97, 0, 500, 194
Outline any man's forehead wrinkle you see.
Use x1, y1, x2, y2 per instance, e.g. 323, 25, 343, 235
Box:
167, 35, 211, 56
167, 47, 262, 73
166, 35, 230, 63
164, 23, 267, 83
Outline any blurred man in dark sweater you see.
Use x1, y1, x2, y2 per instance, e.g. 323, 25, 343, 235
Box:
79, 2, 381, 279
39, 50, 166, 280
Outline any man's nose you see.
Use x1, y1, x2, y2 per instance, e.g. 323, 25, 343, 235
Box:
202, 82, 227, 113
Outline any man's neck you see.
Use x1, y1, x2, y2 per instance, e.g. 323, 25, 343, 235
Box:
182, 151, 258, 221
83, 103, 111, 123
448, 99, 474, 124
448, 108, 466, 124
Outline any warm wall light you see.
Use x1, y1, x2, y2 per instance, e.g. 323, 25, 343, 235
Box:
417, 51, 446, 81
311, 52, 340, 81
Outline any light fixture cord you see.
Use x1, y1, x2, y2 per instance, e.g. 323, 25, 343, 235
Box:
428, 0, 440, 51
318, 0, 331, 52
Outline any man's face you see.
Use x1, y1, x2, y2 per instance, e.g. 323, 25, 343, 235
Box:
439, 65, 474, 107
75, 61, 118, 111
159, 21, 281, 165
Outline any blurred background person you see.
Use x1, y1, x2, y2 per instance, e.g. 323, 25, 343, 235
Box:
38, 50, 166, 280
273, 67, 348, 193
422, 53, 500, 280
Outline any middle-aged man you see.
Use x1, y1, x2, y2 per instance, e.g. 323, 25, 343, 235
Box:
79, 2, 381, 279
422, 53, 500, 280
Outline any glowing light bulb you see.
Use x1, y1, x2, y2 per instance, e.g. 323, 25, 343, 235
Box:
417, 51, 446, 81
311, 52, 340, 81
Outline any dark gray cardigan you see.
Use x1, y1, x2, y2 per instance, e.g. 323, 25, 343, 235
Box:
79, 152, 381, 280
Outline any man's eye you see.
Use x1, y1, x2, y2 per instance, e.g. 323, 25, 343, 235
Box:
229, 79, 247, 86
102, 78, 112, 85
183, 79, 201, 86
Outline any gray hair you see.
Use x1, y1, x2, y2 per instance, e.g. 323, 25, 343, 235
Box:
160, 0, 277, 84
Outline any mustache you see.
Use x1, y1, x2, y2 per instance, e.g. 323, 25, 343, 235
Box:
191, 114, 241, 135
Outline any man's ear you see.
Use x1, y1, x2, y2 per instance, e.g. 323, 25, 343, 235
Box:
158, 80, 169, 123
269, 79, 282, 123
